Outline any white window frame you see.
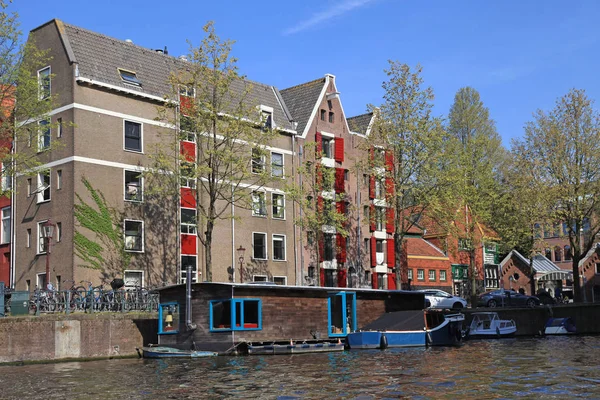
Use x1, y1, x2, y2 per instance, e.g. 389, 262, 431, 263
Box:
253, 275, 268, 282
27, 178, 31, 197
37, 220, 48, 254
36, 273, 47, 290
124, 270, 144, 288
1, 163, 11, 192
180, 255, 198, 284
273, 276, 287, 285
252, 191, 267, 217
57, 117, 62, 138
56, 169, 62, 190
180, 161, 197, 189
251, 148, 265, 174
38, 66, 51, 100
124, 219, 144, 253
181, 207, 197, 235
124, 169, 143, 202
417, 269, 425, 281
252, 232, 267, 260
429, 269, 436, 281
322, 137, 333, 159
407, 269, 413, 280
272, 193, 285, 220
123, 120, 143, 153
440, 270, 447, 281
259, 105, 274, 130
375, 206, 385, 232
271, 152, 284, 178
56, 222, 61, 242
1, 206, 10, 244
272, 234, 286, 261
26, 228, 31, 248
118, 68, 141, 86
37, 171, 51, 203
38, 119, 51, 152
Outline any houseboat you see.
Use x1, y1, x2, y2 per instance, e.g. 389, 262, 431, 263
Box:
153, 282, 425, 355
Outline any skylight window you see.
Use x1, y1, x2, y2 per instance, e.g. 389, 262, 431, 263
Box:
118, 68, 141, 86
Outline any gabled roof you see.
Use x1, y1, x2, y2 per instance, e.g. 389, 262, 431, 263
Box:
280, 77, 326, 137
34, 19, 296, 131
347, 112, 373, 136
406, 237, 448, 258
499, 250, 561, 273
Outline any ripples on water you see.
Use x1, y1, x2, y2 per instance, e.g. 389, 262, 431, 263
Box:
1, 336, 599, 399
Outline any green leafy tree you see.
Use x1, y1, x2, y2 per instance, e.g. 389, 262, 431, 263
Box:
516, 89, 600, 302
442, 87, 505, 302
366, 62, 449, 290
148, 22, 276, 282
74, 178, 130, 280
0, 1, 61, 195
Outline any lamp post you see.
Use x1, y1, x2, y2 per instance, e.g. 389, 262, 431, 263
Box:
237, 245, 246, 283
41, 220, 56, 289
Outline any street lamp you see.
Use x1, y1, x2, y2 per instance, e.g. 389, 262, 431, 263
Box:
41, 219, 56, 290
237, 245, 246, 283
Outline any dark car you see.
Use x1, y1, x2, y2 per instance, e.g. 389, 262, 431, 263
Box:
477, 289, 540, 308
535, 290, 557, 305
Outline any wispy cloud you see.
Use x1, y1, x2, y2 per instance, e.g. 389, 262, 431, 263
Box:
283, 0, 377, 36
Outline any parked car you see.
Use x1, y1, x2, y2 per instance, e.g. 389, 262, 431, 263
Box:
417, 289, 467, 309
477, 289, 540, 308
535, 290, 557, 305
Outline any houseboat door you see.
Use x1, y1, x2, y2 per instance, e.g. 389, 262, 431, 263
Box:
327, 291, 357, 337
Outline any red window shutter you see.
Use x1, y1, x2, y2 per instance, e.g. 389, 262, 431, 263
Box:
180, 95, 192, 116
337, 268, 347, 288
336, 200, 344, 214
387, 273, 396, 290
370, 204, 376, 232
334, 137, 345, 162
387, 238, 395, 267
315, 132, 322, 156
335, 168, 345, 193
369, 176, 375, 199
180, 141, 196, 162
372, 272, 378, 289
386, 207, 395, 234
320, 267, 325, 287
385, 150, 394, 171
386, 177, 394, 199
336, 233, 347, 263
318, 236, 325, 262
316, 164, 323, 190
370, 236, 377, 267
317, 196, 324, 214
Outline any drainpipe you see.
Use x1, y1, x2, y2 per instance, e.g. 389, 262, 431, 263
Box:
292, 134, 299, 285
186, 266, 197, 330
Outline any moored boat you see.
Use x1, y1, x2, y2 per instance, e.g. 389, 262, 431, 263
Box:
346, 310, 465, 349
544, 317, 576, 335
139, 346, 218, 358
245, 340, 345, 355
465, 312, 516, 339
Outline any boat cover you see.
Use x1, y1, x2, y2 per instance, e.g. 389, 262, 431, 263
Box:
360, 310, 426, 331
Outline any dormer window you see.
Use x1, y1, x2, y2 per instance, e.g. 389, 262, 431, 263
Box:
118, 68, 141, 86
259, 105, 274, 130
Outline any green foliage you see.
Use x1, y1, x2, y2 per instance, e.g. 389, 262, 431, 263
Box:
148, 21, 278, 282
74, 178, 130, 271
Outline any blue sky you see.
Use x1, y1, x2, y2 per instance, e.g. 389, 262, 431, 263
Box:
13, 0, 600, 147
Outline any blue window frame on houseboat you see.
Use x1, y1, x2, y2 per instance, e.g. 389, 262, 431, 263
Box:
209, 298, 262, 332
158, 302, 180, 335
327, 291, 357, 337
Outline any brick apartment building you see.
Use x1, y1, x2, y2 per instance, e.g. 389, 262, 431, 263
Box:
14, 19, 462, 292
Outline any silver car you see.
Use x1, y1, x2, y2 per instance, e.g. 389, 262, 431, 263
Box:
418, 289, 467, 309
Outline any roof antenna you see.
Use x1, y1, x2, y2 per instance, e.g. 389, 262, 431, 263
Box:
164, 46, 168, 55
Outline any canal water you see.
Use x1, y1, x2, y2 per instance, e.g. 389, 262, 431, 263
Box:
1, 336, 599, 399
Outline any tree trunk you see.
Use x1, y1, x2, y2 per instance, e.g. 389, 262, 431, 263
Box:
205, 220, 214, 282
470, 249, 477, 306
395, 233, 402, 290
572, 256, 582, 303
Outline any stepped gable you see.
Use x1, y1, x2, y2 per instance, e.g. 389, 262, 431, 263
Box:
347, 112, 373, 135
280, 77, 326, 136
41, 19, 295, 131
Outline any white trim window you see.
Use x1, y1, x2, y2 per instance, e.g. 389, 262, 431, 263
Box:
252, 232, 267, 260
37, 220, 48, 254
253, 275, 268, 282
251, 148, 265, 174
56, 222, 62, 242
56, 169, 62, 190
26, 228, 31, 248
417, 269, 425, 281
273, 276, 287, 285
180, 161, 197, 189
38, 119, 50, 152
57, 117, 62, 138
180, 255, 198, 283
124, 220, 144, 252
124, 170, 143, 202
407, 269, 413, 280
1, 206, 10, 244
124, 120, 142, 152
124, 270, 144, 288
272, 193, 285, 219
429, 269, 436, 281
38, 66, 51, 100
271, 152, 284, 177
440, 270, 447, 281
181, 208, 197, 235
252, 191, 267, 217
322, 137, 333, 158
37, 171, 51, 203
272, 234, 286, 261
1, 163, 11, 192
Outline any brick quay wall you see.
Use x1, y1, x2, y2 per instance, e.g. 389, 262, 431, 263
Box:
463, 303, 600, 336
0, 313, 157, 364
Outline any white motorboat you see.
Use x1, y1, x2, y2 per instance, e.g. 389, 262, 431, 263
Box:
466, 312, 516, 339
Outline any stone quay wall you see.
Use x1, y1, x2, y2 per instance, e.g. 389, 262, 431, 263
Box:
0, 313, 157, 364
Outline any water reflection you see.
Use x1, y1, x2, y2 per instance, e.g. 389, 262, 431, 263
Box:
1, 336, 600, 399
